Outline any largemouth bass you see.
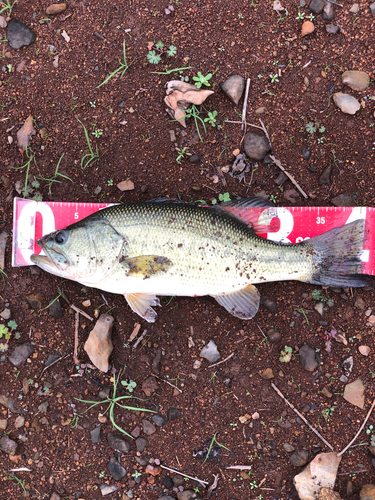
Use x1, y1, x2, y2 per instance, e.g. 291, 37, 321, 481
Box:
30, 198, 369, 322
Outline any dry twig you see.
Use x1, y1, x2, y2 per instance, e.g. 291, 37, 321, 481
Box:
209, 352, 235, 368
269, 155, 308, 199
160, 464, 209, 487
73, 310, 80, 365
132, 329, 147, 349
70, 304, 94, 321
337, 397, 375, 457
271, 383, 334, 450
207, 474, 220, 499
241, 78, 251, 131
153, 374, 183, 393
224, 465, 252, 470
38, 349, 72, 379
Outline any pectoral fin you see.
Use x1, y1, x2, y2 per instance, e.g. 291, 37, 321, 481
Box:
212, 284, 260, 320
120, 255, 172, 278
125, 292, 161, 323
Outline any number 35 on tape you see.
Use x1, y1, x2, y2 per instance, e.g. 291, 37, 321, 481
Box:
12, 198, 375, 275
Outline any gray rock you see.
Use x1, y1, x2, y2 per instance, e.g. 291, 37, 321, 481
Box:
38, 401, 49, 412
290, 449, 309, 467
152, 414, 167, 427
50, 493, 61, 500
90, 426, 102, 443
168, 407, 181, 421
283, 443, 295, 452
243, 131, 270, 161
107, 456, 127, 480
326, 24, 339, 34
370, 2, 375, 16
340, 375, 348, 383
331, 193, 355, 207
49, 299, 63, 318
7, 19, 36, 50
142, 419, 156, 435
9, 343, 34, 367
107, 432, 131, 453
274, 172, 288, 186
260, 296, 277, 313
99, 484, 118, 496
173, 475, 185, 486
135, 437, 147, 452
349, 3, 359, 14
177, 491, 201, 500
162, 476, 174, 488
309, 0, 324, 14
299, 343, 318, 372
45, 353, 61, 367
0, 435, 17, 455
319, 165, 332, 186
314, 302, 324, 316
200, 339, 220, 362
322, 0, 334, 20
189, 154, 200, 164
309, 164, 317, 172
158, 496, 176, 500
342, 70, 370, 91
220, 75, 245, 105
342, 356, 353, 377
0, 308, 11, 320
0, 16, 7, 28
333, 92, 360, 115
302, 148, 311, 161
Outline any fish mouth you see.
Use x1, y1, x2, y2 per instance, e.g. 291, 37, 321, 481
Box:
31, 244, 69, 277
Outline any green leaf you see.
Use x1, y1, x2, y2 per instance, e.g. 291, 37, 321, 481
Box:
7, 320, 17, 331
155, 40, 164, 50
305, 122, 316, 134
147, 50, 161, 64
0, 324, 8, 338
167, 45, 177, 57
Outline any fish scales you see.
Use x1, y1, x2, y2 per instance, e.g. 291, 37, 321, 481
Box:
31, 199, 370, 322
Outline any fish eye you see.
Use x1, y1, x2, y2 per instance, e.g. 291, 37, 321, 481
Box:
55, 231, 67, 245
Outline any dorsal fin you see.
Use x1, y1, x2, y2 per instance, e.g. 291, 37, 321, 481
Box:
213, 197, 277, 234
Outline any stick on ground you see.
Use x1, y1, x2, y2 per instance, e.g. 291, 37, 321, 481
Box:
160, 464, 209, 487
337, 397, 375, 457
241, 78, 251, 131
271, 383, 334, 451
269, 155, 308, 199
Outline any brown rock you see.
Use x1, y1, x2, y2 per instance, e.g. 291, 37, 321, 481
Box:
46, 3, 67, 15
321, 386, 332, 398
318, 488, 343, 500
342, 70, 370, 91
25, 293, 43, 309
84, 314, 114, 372
259, 368, 274, 379
360, 484, 375, 500
142, 376, 158, 397
117, 180, 134, 191
301, 21, 315, 36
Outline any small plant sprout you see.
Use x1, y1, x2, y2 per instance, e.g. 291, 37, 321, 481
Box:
97, 39, 130, 88
184, 105, 207, 141
296, 7, 305, 20
204, 110, 218, 127
92, 127, 103, 138
311, 289, 334, 307
89, 101, 96, 108
38, 154, 73, 194
322, 406, 336, 422
77, 119, 100, 169
308, 13, 315, 21
193, 71, 213, 89
203, 431, 231, 465
6, 63, 12, 72
132, 471, 141, 479
211, 192, 231, 205
12, 146, 37, 198
269, 73, 279, 83
76, 370, 154, 438
147, 40, 177, 64
121, 379, 137, 393
257, 74, 263, 79
175, 146, 191, 164
279, 346, 293, 363
0, 0, 16, 15
238, 13, 243, 19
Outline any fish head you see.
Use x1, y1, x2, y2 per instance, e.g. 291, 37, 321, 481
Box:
30, 221, 125, 283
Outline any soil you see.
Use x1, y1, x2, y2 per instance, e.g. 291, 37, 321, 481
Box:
0, 1, 375, 499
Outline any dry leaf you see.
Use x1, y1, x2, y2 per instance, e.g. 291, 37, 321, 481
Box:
301, 21, 315, 36
117, 180, 134, 191
17, 115, 36, 153
359, 345, 370, 356
294, 452, 341, 500
334, 332, 347, 345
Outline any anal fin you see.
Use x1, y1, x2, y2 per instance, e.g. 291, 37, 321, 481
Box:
125, 292, 161, 323
212, 284, 260, 320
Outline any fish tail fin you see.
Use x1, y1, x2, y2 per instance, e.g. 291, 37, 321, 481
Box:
306, 219, 372, 287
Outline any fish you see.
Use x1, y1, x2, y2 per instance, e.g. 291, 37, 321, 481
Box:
30, 198, 370, 323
